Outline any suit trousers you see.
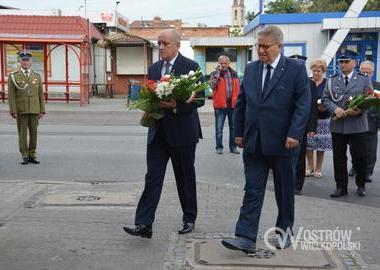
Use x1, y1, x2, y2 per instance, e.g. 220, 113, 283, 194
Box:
16, 114, 39, 158
295, 131, 308, 191
367, 131, 378, 175
332, 132, 368, 189
235, 147, 296, 242
135, 129, 197, 225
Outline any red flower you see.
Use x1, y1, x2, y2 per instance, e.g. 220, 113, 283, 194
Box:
367, 89, 374, 95
144, 80, 156, 92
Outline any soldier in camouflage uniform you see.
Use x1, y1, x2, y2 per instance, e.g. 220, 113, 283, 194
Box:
8, 50, 45, 165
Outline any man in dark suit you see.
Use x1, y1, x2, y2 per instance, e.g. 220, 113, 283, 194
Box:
288, 55, 319, 195
358, 61, 379, 182
221, 25, 310, 253
123, 29, 204, 238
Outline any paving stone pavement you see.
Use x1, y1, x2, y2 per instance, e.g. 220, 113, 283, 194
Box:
0, 180, 379, 270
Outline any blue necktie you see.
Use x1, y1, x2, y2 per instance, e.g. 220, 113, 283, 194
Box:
164, 62, 171, 75
262, 65, 272, 97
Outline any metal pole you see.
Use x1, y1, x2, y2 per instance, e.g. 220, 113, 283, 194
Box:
115, 1, 120, 34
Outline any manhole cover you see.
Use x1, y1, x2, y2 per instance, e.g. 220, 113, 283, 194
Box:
77, 195, 101, 201
41, 193, 137, 206
185, 239, 344, 269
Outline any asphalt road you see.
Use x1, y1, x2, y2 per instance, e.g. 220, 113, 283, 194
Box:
0, 110, 379, 208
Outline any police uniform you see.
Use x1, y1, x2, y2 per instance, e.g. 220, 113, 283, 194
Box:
322, 51, 373, 197
8, 51, 45, 164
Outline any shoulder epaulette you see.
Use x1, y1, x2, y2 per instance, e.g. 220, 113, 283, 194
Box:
357, 72, 368, 77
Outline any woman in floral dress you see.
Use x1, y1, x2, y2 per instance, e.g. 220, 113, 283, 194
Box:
306, 59, 332, 178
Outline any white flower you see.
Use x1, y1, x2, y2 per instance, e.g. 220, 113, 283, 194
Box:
317, 99, 322, 105
188, 70, 195, 76
155, 82, 174, 98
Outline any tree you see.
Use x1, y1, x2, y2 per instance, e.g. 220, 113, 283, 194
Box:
265, 0, 379, 14
246, 10, 256, 23
308, 0, 351, 12
265, 0, 305, 14
230, 27, 243, 37
365, 0, 380, 10
309, 0, 380, 12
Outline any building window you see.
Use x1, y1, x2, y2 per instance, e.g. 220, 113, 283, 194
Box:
282, 43, 306, 57
205, 47, 237, 62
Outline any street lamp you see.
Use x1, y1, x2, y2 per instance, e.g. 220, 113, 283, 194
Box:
84, 0, 87, 18
115, 1, 120, 34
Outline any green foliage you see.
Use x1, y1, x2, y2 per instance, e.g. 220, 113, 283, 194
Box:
246, 10, 256, 23
266, 0, 305, 14
265, 0, 379, 14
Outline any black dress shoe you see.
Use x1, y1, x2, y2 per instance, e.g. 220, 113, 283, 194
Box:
357, 187, 366, 197
178, 222, 194, 234
230, 148, 240, 154
294, 189, 302, 196
365, 178, 372, 183
28, 157, 40, 164
330, 188, 348, 198
123, 224, 152, 239
21, 158, 29, 165
348, 168, 356, 177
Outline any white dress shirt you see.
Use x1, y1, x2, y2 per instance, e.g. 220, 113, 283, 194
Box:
161, 53, 179, 77
261, 53, 281, 91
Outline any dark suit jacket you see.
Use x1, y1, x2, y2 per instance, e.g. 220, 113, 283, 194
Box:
147, 53, 205, 147
307, 79, 319, 133
234, 55, 311, 156
368, 80, 380, 131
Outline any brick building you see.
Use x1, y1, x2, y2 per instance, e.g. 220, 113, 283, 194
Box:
128, 16, 229, 60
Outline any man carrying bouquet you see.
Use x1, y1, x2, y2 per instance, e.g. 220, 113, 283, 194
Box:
322, 50, 373, 197
123, 29, 205, 238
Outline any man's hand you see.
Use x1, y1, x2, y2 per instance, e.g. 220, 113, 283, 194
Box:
334, 107, 347, 119
235, 137, 244, 148
317, 104, 326, 112
10, 113, 16, 119
346, 108, 362, 116
39, 113, 45, 119
186, 91, 196, 103
158, 99, 176, 109
307, 132, 316, 137
285, 137, 299, 149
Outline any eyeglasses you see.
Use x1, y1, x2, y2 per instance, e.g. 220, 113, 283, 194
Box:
254, 43, 279, 50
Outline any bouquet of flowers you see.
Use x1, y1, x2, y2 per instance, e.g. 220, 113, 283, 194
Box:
333, 89, 380, 120
130, 68, 208, 127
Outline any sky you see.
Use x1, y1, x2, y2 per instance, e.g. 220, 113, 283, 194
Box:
0, 0, 260, 26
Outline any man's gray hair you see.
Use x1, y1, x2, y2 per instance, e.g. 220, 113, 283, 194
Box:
360, 60, 375, 71
159, 29, 181, 43
218, 55, 230, 62
257, 25, 283, 44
